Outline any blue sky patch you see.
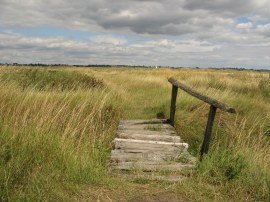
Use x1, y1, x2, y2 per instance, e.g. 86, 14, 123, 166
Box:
237, 17, 252, 23
0, 26, 100, 41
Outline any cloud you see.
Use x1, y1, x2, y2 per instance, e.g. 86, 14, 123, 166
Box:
183, 0, 258, 16
236, 22, 253, 29
1, 31, 269, 69
0, 0, 269, 68
0, 0, 269, 36
255, 24, 270, 37
90, 35, 127, 45
0, 0, 236, 35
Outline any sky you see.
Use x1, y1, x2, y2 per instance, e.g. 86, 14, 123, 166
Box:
0, 0, 270, 69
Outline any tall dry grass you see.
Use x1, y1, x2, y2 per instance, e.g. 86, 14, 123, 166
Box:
0, 66, 269, 201
0, 67, 121, 200
89, 67, 270, 201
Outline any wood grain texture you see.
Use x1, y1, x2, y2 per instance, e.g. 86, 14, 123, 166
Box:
118, 124, 175, 131
110, 119, 195, 173
119, 119, 168, 125
113, 138, 188, 151
117, 130, 178, 136
117, 133, 181, 142
111, 150, 194, 163
110, 161, 194, 172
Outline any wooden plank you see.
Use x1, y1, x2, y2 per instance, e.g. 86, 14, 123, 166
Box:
110, 161, 194, 172
168, 77, 236, 113
117, 133, 181, 142
110, 119, 196, 173
119, 119, 168, 125
118, 123, 175, 131
118, 128, 176, 134
110, 150, 182, 162
113, 138, 188, 152
117, 130, 178, 136
170, 85, 178, 126
119, 122, 174, 126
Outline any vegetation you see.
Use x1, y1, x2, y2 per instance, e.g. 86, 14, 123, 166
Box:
0, 66, 269, 201
1, 68, 103, 91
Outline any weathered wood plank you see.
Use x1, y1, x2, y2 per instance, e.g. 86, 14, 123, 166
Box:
110, 149, 186, 163
168, 77, 236, 113
111, 161, 194, 172
113, 138, 188, 152
119, 123, 173, 128
119, 119, 168, 125
117, 128, 176, 134
118, 124, 175, 131
117, 133, 181, 142
110, 119, 195, 174
117, 130, 177, 136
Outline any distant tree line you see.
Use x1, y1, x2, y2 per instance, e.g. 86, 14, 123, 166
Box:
0, 62, 269, 72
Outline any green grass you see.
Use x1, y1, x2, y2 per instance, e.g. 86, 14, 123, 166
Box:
259, 77, 270, 98
0, 66, 269, 201
0, 67, 104, 91
0, 67, 120, 200
145, 124, 162, 131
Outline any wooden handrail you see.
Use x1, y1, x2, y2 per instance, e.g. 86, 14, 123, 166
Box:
168, 77, 236, 113
168, 77, 236, 160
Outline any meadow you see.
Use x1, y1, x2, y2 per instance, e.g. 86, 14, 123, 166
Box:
0, 65, 269, 201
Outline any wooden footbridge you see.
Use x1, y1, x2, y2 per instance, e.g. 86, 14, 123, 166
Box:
110, 77, 236, 180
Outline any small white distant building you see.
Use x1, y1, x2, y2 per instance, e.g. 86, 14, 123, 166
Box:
155, 65, 158, 69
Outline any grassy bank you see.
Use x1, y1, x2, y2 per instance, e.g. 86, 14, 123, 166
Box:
0, 66, 269, 201
0, 67, 121, 200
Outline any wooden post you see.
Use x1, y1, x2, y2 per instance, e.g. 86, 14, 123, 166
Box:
167, 77, 236, 160
170, 85, 178, 126
200, 105, 217, 161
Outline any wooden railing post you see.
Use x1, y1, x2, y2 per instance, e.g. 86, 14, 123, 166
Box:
168, 77, 236, 161
200, 105, 217, 161
170, 85, 178, 126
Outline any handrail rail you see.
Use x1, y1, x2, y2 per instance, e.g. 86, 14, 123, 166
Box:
168, 77, 236, 113
168, 77, 236, 161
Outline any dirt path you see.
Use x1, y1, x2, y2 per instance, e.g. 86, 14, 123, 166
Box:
76, 182, 189, 202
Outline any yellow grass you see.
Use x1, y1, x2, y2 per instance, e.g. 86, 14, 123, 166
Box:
0, 65, 269, 201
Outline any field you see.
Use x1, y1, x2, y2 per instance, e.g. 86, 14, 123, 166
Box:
0, 66, 269, 201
